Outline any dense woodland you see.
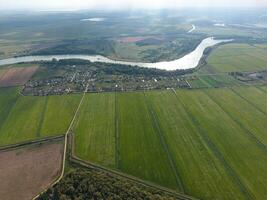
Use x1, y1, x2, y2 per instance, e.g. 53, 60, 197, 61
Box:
38, 169, 180, 200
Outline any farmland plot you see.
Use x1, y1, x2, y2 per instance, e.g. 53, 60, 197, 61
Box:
205, 88, 267, 147
177, 89, 267, 199
0, 93, 81, 145
0, 140, 63, 200
117, 92, 181, 191
0, 66, 38, 87
0, 95, 47, 145
146, 90, 247, 200
205, 44, 267, 73
40, 94, 82, 137
74, 93, 116, 168
0, 87, 19, 128
231, 87, 267, 114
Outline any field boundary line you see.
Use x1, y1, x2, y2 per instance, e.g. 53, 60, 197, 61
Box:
230, 87, 267, 116
171, 88, 253, 200
256, 86, 267, 95
203, 89, 267, 154
69, 133, 197, 200
32, 84, 88, 200
0, 134, 64, 152
36, 96, 49, 137
143, 91, 185, 193
114, 91, 120, 168
0, 89, 20, 131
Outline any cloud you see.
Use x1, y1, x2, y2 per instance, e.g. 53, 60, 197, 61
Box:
1, 0, 267, 10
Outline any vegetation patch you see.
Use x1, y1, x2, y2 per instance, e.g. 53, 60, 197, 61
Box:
38, 168, 183, 200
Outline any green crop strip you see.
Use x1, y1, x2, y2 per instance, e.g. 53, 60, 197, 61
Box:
143, 91, 185, 193
230, 88, 267, 116
36, 96, 49, 137
203, 89, 267, 154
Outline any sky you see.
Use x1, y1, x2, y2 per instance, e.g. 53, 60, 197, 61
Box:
1, 0, 267, 11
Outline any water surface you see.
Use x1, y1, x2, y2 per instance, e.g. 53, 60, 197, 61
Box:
0, 37, 232, 71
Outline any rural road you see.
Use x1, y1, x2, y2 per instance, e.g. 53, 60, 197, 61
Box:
32, 83, 89, 200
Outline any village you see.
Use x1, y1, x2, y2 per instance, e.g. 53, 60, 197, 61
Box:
22, 61, 190, 96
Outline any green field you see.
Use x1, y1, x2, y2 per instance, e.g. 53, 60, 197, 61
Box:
0, 87, 20, 128
1, 86, 267, 199
200, 43, 267, 73
0, 88, 81, 145
187, 74, 243, 88
73, 87, 267, 199
74, 93, 116, 168
117, 92, 182, 190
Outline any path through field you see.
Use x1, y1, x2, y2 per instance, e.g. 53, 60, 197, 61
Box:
32, 84, 89, 199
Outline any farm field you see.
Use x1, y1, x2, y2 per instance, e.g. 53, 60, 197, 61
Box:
0, 87, 20, 128
231, 86, 267, 114
187, 74, 243, 88
0, 139, 63, 200
0, 88, 81, 145
74, 93, 116, 168
73, 86, 267, 200
117, 92, 181, 191
199, 43, 267, 73
0, 66, 38, 87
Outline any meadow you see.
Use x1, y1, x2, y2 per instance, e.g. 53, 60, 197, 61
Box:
73, 87, 267, 200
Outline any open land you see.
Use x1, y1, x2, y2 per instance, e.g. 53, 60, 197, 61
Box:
0, 139, 63, 200
73, 86, 267, 200
0, 9, 267, 200
0, 87, 81, 145
0, 66, 38, 87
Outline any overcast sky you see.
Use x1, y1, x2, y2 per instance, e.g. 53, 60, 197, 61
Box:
1, 0, 267, 11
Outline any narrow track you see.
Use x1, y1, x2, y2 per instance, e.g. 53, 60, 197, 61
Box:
32, 83, 89, 200
114, 91, 120, 168
143, 91, 185, 193
203, 89, 267, 154
230, 87, 267, 116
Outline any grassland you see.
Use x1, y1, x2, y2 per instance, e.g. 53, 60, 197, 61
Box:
201, 44, 267, 73
74, 86, 267, 199
0, 88, 81, 145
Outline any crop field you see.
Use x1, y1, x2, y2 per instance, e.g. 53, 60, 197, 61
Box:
117, 92, 181, 190
187, 74, 243, 88
200, 43, 267, 73
73, 86, 267, 200
0, 87, 20, 129
74, 93, 116, 168
0, 88, 81, 145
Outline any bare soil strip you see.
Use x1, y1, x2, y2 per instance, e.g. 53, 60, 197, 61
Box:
0, 66, 38, 87
0, 139, 64, 200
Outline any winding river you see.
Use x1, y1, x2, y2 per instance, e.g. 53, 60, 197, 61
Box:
0, 37, 232, 71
